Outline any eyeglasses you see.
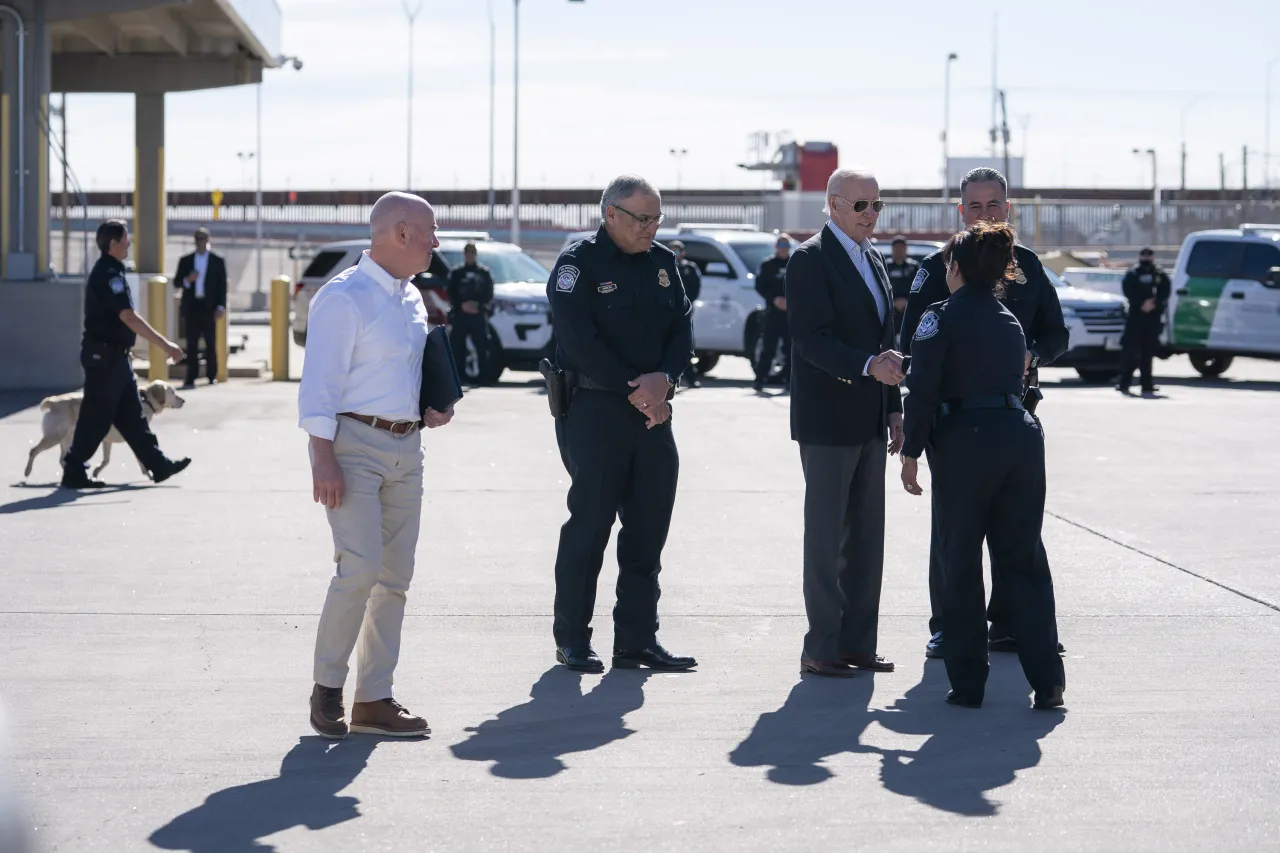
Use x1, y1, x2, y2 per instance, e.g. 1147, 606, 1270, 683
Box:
833, 195, 885, 214
613, 203, 666, 229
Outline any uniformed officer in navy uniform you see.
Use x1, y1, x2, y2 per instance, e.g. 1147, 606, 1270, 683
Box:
546, 174, 696, 674
883, 235, 920, 334
899, 220, 1065, 710
899, 167, 1068, 660
753, 234, 792, 392
446, 243, 496, 385
669, 240, 702, 387
61, 220, 192, 489
1117, 247, 1170, 398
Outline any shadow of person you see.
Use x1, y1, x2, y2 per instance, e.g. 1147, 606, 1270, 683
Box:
149, 735, 378, 853
729, 674, 876, 785
0, 484, 142, 515
871, 659, 1065, 816
451, 666, 652, 779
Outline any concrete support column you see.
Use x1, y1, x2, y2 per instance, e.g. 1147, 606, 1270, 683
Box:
134, 92, 165, 276
0, 0, 49, 280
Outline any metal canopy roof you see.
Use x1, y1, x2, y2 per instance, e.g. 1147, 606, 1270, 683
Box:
47, 0, 284, 92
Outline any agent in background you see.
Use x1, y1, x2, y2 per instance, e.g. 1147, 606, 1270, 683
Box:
883, 235, 920, 334
669, 240, 703, 387
754, 234, 793, 393
172, 227, 228, 388
446, 243, 496, 386
1117, 247, 1170, 398
899, 220, 1065, 711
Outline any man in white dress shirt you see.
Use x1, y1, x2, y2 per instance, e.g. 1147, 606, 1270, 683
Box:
298, 191, 454, 739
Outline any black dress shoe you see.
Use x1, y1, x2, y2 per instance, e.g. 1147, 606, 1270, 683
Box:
946, 690, 983, 708
556, 647, 604, 673
150, 457, 192, 484
612, 643, 696, 671
1033, 686, 1065, 710
60, 467, 107, 489
925, 631, 945, 659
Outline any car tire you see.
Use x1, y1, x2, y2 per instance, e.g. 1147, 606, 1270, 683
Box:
293, 330, 306, 347
693, 351, 719, 376
1188, 352, 1233, 378
1075, 368, 1118, 384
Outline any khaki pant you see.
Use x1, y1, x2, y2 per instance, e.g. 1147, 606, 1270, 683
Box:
312, 416, 423, 703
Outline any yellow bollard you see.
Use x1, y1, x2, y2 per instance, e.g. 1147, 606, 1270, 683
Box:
271, 275, 292, 381
215, 309, 229, 383
147, 276, 169, 381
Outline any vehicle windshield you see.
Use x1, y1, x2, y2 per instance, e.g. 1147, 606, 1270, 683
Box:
436, 248, 550, 284
726, 241, 786, 275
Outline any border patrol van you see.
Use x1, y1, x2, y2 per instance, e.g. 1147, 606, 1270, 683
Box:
1162, 224, 1280, 377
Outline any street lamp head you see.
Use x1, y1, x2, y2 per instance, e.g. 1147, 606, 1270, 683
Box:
948, 52, 958, 61
273, 54, 303, 71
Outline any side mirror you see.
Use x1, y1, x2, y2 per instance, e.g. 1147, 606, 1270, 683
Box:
1268, 266, 1280, 289
704, 261, 733, 277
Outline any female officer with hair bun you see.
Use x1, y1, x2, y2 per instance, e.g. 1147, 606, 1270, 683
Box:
898, 220, 1065, 711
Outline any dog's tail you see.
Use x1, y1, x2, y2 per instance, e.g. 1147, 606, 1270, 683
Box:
39, 392, 78, 411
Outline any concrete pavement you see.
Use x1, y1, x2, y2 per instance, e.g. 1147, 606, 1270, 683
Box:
1, 354, 1278, 852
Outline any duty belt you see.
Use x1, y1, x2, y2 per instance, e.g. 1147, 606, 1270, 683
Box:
938, 394, 1024, 418
574, 373, 612, 392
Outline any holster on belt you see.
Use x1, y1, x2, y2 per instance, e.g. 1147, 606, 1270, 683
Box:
1022, 367, 1043, 415
538, 358, 573, 419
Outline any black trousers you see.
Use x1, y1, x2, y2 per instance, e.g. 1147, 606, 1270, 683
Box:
798, 440, 886, 660
755, 309, 791, 382
930, 409, 1064, 699
552, 390, 679, 651
450, 312, 491, 383
64, 347, 167, 474
1118, 317, 1161, 392
183, 300, 217, 383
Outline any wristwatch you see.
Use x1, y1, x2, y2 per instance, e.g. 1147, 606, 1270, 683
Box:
1028, 351, 1041, 370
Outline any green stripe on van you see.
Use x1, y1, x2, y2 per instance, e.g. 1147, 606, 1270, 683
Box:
1171, 277, 1228, 348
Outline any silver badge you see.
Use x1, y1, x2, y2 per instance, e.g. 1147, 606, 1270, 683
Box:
910, 268, 928, 293
109, 276, 126, 295
556, 265, 580, 293
914, 310, 940, 341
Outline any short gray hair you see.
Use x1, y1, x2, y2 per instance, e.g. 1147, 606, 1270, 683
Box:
601, 174, 659, 220
822, 168, 877, 215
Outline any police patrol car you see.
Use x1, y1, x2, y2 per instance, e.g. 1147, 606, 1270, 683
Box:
1160, 224, 1280, 377
1041, 266, 1130, 383
291, 234, 554, 383
560, 224, 799, 376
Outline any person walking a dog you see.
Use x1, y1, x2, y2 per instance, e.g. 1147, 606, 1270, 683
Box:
61, 220, 192, 490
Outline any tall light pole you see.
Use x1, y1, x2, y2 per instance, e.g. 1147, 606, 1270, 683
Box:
941, 52, 957, 200
256, 56, 303, 296
669, 148, 688, 190
487, 0, 496, 223
404, 1, 424, 191
1134, 147, 1158, 245
1179, 94, 1205, 191
1266, 55, 1280, 190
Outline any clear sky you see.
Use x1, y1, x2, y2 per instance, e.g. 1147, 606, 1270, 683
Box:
58, 0, 1280, 194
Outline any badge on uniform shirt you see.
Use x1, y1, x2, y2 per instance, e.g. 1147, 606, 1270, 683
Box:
109, 276, 126, 294
910, 268, 929, 293
556, 265, 580, 293
914, 310, 940, 341
1011, 264, 1028, 285
598, 282, 617, 294
658, 268, 671, 288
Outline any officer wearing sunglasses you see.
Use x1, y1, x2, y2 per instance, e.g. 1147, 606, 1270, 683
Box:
898, 167, 1069, 663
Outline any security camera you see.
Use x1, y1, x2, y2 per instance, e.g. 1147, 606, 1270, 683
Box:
291, 58, 303, 71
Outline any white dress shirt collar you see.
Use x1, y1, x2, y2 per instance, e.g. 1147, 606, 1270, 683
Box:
358, 251, 406, 296
827, 219, 871, 258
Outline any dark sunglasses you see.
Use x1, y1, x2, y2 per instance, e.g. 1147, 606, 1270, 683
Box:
833, 195, 885, 214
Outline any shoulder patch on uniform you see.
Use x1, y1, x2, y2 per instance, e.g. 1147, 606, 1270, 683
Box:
910, 268, 929, 293
914, 310, 940, 341
556, 265, 580, 293
109, 276, 126, 294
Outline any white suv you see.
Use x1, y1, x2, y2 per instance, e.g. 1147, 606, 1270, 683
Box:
291, 234, 553, 384
560, 224, 799, 376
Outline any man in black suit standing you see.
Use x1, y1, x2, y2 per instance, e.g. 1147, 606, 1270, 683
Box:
172, 227, 228, 388
786, 169, 905, 678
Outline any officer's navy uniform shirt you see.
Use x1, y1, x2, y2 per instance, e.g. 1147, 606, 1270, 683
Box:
84, 254, 136, 349
900, 243, 1068, 367
756, 256, 788, 307
547, 225, 693, 395
901, 285, 1029, 459
1122, 262, 1171, 319
885, 257, 921, 302
447, 263, 496, 309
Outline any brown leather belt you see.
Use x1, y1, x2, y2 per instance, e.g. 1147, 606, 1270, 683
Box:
339, 412, 421, 436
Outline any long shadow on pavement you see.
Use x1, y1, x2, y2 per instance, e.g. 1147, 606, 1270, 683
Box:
0, 483, 146, 514
729, 672, 877, 785
451, 665, 652, 778
871, 658, 1066, 816
149, 736, 378, 853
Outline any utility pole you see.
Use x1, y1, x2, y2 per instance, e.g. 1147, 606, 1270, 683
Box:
942, 52, 957, 200
1243, 145, 1249, 193
487, 0, 496, 223
998, 90, 1011, 186
511, 0, 521, 246
989, 13, 998, 157
403, 0, 424, 191
1220, 152, 1226, 200
60, 94, 68, 275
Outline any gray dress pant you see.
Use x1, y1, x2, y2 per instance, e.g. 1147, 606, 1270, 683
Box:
798, 440, 886, 661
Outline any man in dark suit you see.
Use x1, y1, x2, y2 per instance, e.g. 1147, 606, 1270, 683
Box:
786, 169, 905, 678
172, 227, 228, 387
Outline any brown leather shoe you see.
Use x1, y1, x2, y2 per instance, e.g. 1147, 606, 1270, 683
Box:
841, 653, 895, 672
310, 684, 347, 739
800, 657, 859, 678
349, 698, 431, 737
